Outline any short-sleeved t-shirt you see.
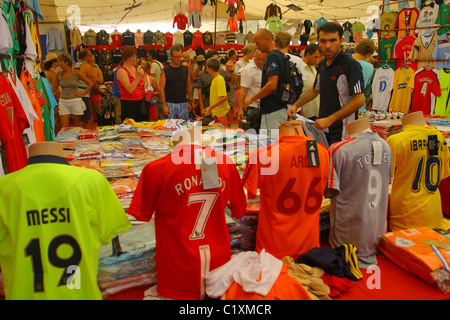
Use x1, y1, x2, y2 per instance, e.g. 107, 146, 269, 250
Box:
241, 135, 330, 260
386, 125, 450, 232
0, 156, 132, 300
260, 49, 286, 115
128, 144, 246, 300
210, 75, 230, 118
326, 131, 393, 267
411, 67, 441, 115
314, 50, 364, 144
389, 66, 415, 114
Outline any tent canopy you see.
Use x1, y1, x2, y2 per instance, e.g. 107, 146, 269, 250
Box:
39, 0, 384, 32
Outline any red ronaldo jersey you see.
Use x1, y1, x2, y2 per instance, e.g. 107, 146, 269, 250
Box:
128, 143, 246, 300
411, 67, 441, 115
241, 135, 330, 260
0, 73, 29, 173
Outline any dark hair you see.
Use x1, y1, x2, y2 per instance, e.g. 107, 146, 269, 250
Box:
227, 49, 237, 58
78, 48, 91, 60
206, 57, 221, 72
205, 50, 218, 60
147, 48, 157, 60
304, 44, 321, 56
318, 22, 344, 39
121, 46, 137, 65
44, 59, 57, 71
170, 44, 184, 56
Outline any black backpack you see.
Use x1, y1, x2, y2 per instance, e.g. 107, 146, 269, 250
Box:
96, 92, 117, 126
273, 50, 304, 105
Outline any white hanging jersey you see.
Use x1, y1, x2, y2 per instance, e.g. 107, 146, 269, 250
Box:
371, 66, 395, 111
415, 3, 439, 36
326, 131, 393, 268
0, 12, 12, 54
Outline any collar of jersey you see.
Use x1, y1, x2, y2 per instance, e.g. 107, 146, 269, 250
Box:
27, 155, 70, 166
323, 49, 345, 69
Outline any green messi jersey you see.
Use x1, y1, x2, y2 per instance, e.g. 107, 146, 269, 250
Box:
0, 156, 132, 300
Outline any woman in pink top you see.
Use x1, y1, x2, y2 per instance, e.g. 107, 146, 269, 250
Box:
117, 46, 147, 122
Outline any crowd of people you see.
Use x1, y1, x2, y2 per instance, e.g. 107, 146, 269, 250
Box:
43, 22, 378, 145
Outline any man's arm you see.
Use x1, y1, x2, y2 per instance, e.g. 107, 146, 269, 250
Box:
243, 75, 278, 108
288, 86, 320, 118
314, 93, 365, 130
237, 86, 249, 121
159, 71, 170, 116
81, 63, 103, 93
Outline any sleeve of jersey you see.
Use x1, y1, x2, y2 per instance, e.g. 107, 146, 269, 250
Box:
325, 142, 343, 198
228, 163, 247, 220
241, 149, 259, 200
92, 171, 132, 245
348, 60, 365, 96
128, 164, 157, 222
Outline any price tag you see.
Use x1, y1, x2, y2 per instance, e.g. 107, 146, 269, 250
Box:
307, 140, 320, 167
201, 155, 220, 190
372, 141, 382, 165
428, 135, 438, 156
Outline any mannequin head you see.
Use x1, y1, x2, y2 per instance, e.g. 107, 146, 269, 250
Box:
278, 120, 305, 136
401, 111, 427, 126
346, 118, 372, 136
29, 142, 64, 158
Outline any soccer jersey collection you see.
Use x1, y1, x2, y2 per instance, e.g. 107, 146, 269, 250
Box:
373, 3, 450, 115
1, 0, 450, 303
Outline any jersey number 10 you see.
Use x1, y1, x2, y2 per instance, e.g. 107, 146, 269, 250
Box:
411, 155, 442, 193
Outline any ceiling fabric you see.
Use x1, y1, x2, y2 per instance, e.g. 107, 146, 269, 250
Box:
38, 0, 384, 30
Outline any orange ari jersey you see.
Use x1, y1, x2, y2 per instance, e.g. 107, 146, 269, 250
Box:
241, 135, 330, 260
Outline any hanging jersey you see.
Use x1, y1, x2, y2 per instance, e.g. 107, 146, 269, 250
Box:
393, 35, 418, 71
432, 33, 450, 70
371, 66, 395, 111
395, 7, 420, 38
380, 11, 398, 38
409, 33, 438, 69
0, 11, 12, 54
389, 66, 415, 114
0, 157, 131, 300
2, 0, 19, 56
379, 36, 397, 70
326, 132, 393, 268
435, 3, 450, 36
20, 71, 45, 143
386, 125, 450, 232
241, 135, 330, 260
0, 73, 29, 173
128, 144, 246, 300
434, 68, 450, 117
411, 67, 441, 115
415, 3, 439, 36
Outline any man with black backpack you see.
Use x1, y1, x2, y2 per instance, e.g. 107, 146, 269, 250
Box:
242, 28, 296, 133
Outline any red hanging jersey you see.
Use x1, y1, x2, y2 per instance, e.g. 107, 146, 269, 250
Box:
393, 35, 418, 71
411, 67, 441, 115
241, 135, 330, 260
173, 14, 188, 30
128, 143, 246, 300
0, 73, 29, 173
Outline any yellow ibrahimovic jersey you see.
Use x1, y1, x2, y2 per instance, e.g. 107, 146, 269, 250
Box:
386, 125, 450, 232
0, 156, 132, 300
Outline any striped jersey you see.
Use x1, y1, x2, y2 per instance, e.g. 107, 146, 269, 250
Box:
326, 131, 393, 267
